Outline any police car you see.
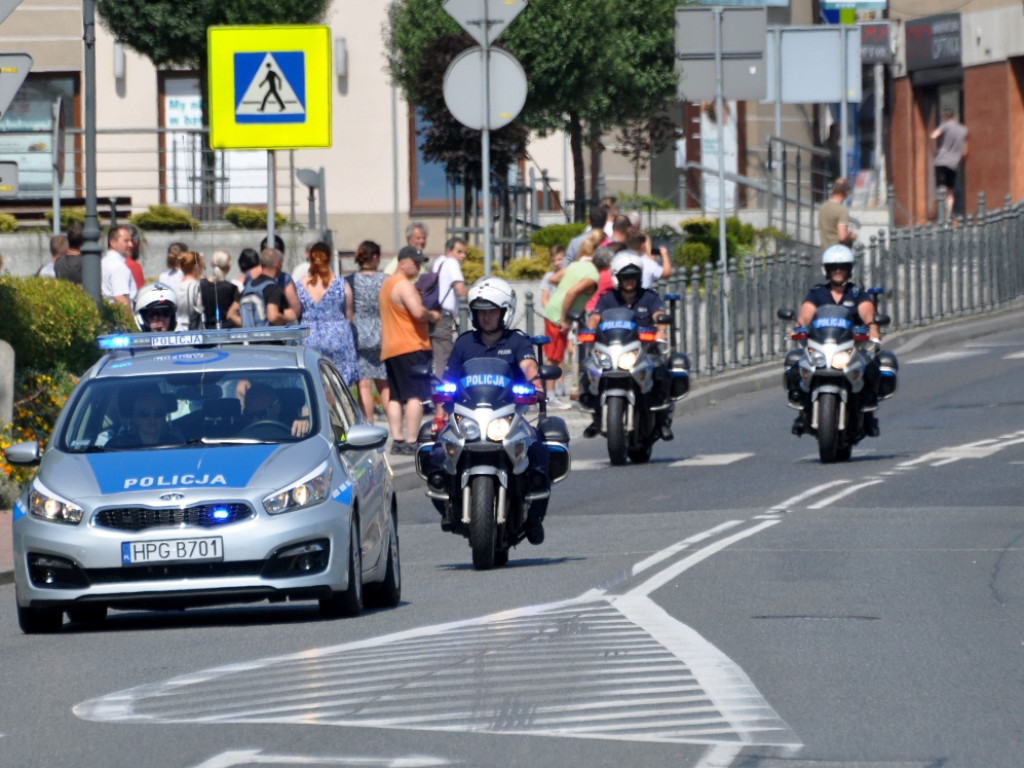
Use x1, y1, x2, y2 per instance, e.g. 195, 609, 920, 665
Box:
6, 327, 400, 633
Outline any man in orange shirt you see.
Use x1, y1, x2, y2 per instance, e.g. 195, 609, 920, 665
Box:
379, 246, 442, 454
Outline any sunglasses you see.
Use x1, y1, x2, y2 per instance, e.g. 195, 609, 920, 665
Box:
135, 408, 166, 419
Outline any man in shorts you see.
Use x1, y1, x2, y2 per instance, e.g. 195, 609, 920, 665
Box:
931, 107, 968, 222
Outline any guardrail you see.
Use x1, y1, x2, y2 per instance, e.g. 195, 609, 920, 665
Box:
519, 194, 1024, 380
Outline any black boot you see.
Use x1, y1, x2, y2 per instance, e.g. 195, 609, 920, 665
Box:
657, 413, 673, 441
863, 412, 880, 437
792, 415, 805, 436
583, 414, 600, 439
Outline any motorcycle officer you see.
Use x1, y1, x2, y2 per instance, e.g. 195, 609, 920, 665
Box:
790, 244, 882, 436
428, 277, 551, 545
134, 281, 178, 333
581, 251, 675, 440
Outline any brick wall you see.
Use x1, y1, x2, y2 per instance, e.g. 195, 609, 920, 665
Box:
963, 61, 1018, 212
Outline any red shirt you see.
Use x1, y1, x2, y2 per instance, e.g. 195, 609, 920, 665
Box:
126, 258, 144, 293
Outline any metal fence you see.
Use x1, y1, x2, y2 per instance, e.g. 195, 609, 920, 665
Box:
520, 195, 1024, 381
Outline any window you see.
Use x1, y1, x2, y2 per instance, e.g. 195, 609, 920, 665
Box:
409, 106, 463, 213
0, 74, 77, 198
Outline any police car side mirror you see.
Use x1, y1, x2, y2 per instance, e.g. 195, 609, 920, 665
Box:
4, 441, 41, 466
339, 424, 389, 452
777, 308, 795, 321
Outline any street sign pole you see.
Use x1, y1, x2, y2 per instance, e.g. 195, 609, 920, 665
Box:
81, 0, 102, 303
713, 7, 731, 358
480, 5, 492, 278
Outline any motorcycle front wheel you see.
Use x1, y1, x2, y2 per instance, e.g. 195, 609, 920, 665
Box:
817, 392, 841, 464
606, 397, 628, 466
469, 475, 499, 570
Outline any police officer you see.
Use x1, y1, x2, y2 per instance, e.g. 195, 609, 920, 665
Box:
430, 277, 551, 544
582, 251, 675, 440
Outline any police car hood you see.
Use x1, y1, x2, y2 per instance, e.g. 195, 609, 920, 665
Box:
40, 441, 324, 501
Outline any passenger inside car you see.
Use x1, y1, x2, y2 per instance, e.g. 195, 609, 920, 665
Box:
243, 382, 312, 437
108, 386, 183, 448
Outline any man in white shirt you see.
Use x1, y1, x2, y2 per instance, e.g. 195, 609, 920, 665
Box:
101, 224, 138, 307
430, 236, 468, 375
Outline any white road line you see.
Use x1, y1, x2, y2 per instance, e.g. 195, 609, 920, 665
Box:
806, 479, 884, 509
192, 751, 451, 767
775, 480, 853, 509
668, 453, 754, 467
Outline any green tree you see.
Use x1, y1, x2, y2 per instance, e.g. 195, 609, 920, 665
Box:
97, 0, 331, 217
387, 0, 680, 221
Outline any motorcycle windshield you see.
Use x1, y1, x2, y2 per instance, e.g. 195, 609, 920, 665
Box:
596, 307, 640, 344
456, 357, 516, 409
808, 305, 855, 344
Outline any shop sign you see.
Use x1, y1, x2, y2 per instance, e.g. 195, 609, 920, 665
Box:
860, 22, 892, 65
906, 14, 961, 71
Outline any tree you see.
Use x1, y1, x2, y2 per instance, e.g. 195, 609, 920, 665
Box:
97, 0, 331, 218
615, 113, 684, 195
387, 0, 680, 221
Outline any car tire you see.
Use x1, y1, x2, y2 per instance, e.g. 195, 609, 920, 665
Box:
365, 506, 401, 609
319, 516, 363, 619
18, 604, 63, 634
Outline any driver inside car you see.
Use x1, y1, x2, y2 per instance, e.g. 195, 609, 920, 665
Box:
242, 382, 311, 438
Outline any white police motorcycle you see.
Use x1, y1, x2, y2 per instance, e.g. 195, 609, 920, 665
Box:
415, 353, 570, 570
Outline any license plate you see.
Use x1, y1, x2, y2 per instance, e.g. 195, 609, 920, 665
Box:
121, 536, 224, 565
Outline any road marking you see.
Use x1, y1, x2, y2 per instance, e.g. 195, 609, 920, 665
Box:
806, 479, 884, 509
75, 519, 800, 750
904, 349, 986, 364
571, 454, 752, 471
192, 751, 450, 767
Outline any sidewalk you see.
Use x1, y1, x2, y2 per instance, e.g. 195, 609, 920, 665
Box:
3, 302, 1022, 587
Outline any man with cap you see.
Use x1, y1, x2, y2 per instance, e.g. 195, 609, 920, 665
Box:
379, 246, 442, 454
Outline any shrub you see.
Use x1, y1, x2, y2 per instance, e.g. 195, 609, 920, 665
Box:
461, 244, 502, 285
129, 204, 197, 231
45, 208, 86, 230
0, 368, 79, 491
504, 251, 551, 280
677, 241, 713, 274
224, 206, 287, 230
0, 276, 105, 373
530, 223, 585, 249
618, 193, 674, 211
0, 213, 17, 233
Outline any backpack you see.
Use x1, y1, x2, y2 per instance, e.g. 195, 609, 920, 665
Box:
415, 257, 454, 312
239, 280, 273, 327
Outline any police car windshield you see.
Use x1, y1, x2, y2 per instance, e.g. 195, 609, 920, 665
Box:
59, 371, 316, 452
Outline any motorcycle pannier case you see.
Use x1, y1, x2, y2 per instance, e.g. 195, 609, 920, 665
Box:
669, 352, 690, 400
538, 416, 571, 483
878, 350, 898, 400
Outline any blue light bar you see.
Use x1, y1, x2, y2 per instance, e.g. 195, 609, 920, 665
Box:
97, 326, 312, 351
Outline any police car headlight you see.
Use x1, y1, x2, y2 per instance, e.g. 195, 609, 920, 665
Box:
617, 351, 638, 370
486, 415, 513, 442
28, 486, 83, 524
264, 465, 332, 515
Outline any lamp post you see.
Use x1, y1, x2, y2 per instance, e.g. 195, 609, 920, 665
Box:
81, 0, 102, 302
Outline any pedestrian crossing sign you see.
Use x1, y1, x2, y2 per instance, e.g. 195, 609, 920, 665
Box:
208, 25, 331, 149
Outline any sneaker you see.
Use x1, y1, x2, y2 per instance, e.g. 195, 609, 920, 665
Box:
546, 396, 571, 411
390, 440, 415, 455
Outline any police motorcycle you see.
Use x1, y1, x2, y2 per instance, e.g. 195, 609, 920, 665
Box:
777, 298, 898, 464
575, 255, 691, 465
413, 292, 570, 570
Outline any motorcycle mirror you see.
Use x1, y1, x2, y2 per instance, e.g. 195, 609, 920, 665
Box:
566, 311, 583, 325
538, 364, 562, 381
874, 313, 891, 327
409, 364, 433, 380
777, 308, 795, 321
654, 313, 672, 325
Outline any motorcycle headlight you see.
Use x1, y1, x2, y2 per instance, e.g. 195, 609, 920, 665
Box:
808, 350, 827, 368
28, 486, 83, 524
595, 351, 612, 370
264, 465, 332, 515
486, 415, 513, 442
455, 413, 481, 441
617, 351, 638, 370
831, 350, 852, 370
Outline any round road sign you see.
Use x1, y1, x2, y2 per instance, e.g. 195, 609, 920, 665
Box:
443, 46, 527, 131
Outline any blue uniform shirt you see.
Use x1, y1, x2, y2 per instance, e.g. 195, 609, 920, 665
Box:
443, 328, 538, 383
802, 282, 873, 314
594, 288, 665, 325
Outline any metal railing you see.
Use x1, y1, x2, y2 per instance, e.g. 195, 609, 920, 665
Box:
519, 193, 1024, 381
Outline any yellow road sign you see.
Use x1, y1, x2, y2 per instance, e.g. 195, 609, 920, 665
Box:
208, 25, 332, 150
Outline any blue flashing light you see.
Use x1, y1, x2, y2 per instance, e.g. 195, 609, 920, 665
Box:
435, 382, 458, 396
511, 384, 535, 397
98, 334, 134, 350
211, 507, 231, 521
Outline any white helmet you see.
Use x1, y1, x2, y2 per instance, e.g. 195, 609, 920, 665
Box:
610, 251, 645, 290
821, 244, 854, 271
467, 277, 517, 330
134, 281, 178, 332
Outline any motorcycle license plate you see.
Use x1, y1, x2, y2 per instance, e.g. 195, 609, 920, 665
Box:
121, 536, 224, 565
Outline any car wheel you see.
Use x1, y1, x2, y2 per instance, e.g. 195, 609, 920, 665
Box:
67, 605, 108, 624
18, 604, 63, 634
365, 506, 401, 609
319, 516, 363, 619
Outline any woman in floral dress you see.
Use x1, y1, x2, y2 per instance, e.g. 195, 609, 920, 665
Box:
345, 240, 389, 421
296, 242, 360, 385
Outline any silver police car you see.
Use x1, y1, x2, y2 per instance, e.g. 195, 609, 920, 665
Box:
6, 327, 400, 633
